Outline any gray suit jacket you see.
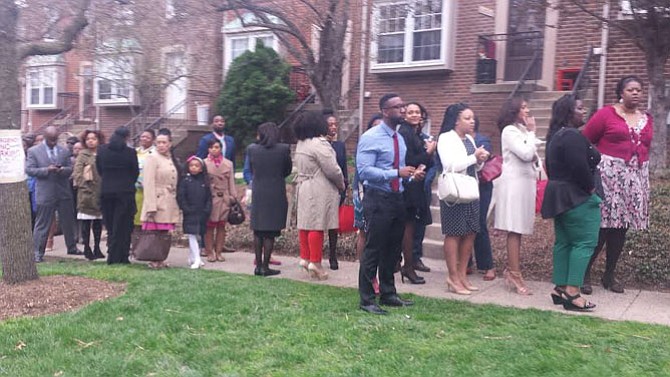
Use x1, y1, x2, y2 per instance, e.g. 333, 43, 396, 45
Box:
25, 143, 74, 205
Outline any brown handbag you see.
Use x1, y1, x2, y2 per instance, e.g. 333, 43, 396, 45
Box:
132, 230, 172, 262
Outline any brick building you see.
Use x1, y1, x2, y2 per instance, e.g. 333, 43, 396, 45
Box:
20, 0, 223, 141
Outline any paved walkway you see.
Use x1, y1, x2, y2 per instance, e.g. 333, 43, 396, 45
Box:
46, 235, 670, 326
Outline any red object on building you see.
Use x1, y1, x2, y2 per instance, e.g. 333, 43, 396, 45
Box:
556, 68, 581, 91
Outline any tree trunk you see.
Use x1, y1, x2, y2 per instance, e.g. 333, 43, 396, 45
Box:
0, 0, 39, 284
0, 182, 38, 284
645, 53, 669, 173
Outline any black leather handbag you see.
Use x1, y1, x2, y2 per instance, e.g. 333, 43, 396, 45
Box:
227, 198, 246, 225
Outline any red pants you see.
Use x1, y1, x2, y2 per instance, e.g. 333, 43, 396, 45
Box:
299, 230, 324, 263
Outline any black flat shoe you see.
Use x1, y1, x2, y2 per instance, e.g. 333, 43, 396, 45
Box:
580, 284, 593, 295
602, 276, 624, 293
562, 292, 596, 312
379, 295, 414, 307
261, 267, 281, 277
360, 304, 388, 315
93, 248, 105, 259
329, 258, 339, 271
67, 249, 84, 256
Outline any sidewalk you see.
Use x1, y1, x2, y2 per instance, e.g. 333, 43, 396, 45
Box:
47, 235, 670, 326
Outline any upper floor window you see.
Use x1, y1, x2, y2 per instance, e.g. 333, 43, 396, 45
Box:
27, 68, 56, 108
371, 0, 455, 73
224, 32, 277, 72
95, 55, 135, 105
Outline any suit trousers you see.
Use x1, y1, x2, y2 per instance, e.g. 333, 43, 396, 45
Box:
358, 188, 406, 306
101, 192, 136, 264
33, 200, 77, 258
552, 194, 602, 287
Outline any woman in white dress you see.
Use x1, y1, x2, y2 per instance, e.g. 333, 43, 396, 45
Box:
494, 97, 538, 295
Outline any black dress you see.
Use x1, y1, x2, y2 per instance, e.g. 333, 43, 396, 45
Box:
397, 123, 433, 225
248, 143, 293, 237
440, 138, 480, 236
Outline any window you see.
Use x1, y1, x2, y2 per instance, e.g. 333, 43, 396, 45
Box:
26, 68, 57, 108
224, 32, 277, 71
94, 55, 135, 105
371, 0, 455, 72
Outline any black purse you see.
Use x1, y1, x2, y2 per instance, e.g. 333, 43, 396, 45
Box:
227, 198, 246, 225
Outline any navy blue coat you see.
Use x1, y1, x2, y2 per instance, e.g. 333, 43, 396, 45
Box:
177, 173, 212, 235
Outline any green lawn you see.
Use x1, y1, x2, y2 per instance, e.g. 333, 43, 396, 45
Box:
1, 262, 670, 377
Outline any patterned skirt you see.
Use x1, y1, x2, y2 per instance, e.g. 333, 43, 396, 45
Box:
598, 154, 650, 230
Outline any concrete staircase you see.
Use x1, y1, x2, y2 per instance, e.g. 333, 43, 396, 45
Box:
528, 90, 596, 142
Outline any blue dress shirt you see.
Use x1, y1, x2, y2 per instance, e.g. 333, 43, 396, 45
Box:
356, 121, 407, 192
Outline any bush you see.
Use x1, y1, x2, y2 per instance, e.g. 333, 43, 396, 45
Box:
215, 41, 295, 149
624, 178, 670, 289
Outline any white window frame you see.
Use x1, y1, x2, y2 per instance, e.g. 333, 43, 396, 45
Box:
370, 0, 456, 73
94, 54, 136, 106
26, 67, 58, 109
223, 31, 278, 72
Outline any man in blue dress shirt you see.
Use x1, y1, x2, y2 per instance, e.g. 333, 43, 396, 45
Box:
356, 93, 420, 315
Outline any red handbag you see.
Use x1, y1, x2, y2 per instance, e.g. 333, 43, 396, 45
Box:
478, 155, 503, 183
338, 205, 356, 234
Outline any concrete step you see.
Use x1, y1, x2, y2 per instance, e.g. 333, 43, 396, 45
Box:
529, 90, 572, 100
425, 223, 443, 241
422, 238, 443, 260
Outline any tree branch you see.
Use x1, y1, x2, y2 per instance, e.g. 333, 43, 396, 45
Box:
18, 0, 91, 59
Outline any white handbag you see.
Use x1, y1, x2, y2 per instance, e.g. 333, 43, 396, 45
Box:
437, 164, 480, 205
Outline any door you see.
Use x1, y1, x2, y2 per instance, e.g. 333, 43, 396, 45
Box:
165, 52, 187, 118
504, 0, 545, 81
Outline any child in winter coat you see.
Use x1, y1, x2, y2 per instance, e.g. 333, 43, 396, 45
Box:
177, 156, 212, 269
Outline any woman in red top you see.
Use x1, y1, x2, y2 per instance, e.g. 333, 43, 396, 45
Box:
581, 76, 653, 294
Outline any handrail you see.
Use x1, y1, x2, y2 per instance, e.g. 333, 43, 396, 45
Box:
278, 92, 316, 129
131, 98, 189, 142
572, 46, 594, 96
36, 103, 77, 133
508, 49, 541, 100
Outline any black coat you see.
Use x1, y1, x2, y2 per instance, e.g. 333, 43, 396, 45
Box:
329, 140, 348, 204
398, 123, 434, 225
96, 142, 139, 196
177, 173, 212, 235
541, 127, 601, 219
248, 143, 292, 232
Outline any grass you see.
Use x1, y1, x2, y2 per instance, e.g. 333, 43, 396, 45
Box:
1, 262, 670, 377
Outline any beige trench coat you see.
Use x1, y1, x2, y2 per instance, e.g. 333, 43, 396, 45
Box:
205, 157, 236, 223
140, 152, 180, 224
294, 137, 345, 230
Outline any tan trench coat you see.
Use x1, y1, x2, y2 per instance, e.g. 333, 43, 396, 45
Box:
205, 157, 236, 223
140, 152, 180, 224
294, 137, 344, 230
72, 149, 101, 217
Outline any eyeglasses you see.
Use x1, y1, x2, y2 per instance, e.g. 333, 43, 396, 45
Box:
384, 104, 406, 110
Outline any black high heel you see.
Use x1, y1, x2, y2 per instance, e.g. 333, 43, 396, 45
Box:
562, 292, 596, 312
551, 286, 565, 305
400, 267, 425, 285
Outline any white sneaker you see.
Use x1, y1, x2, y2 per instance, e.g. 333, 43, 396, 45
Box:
190, 260, 204, 269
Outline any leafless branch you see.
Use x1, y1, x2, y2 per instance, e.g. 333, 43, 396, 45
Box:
17, 0, 91, 59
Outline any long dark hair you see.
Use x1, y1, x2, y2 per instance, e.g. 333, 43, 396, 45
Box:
294, 110, 328, 140
439, 103, 470, 134
257, 122, 279, 148
403, 101, 429, 130
497, 97, 525, 132
546, 94, 578, 146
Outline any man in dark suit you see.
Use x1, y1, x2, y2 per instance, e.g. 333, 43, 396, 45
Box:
196, 115, 235, 168
26, 126, 82, 262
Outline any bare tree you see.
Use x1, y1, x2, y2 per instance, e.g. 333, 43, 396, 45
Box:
212, 0, 350, 112
0, 0, 90, 284
566, 0, 670, 172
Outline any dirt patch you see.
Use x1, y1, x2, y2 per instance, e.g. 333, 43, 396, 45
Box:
0, 276, 126, 322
